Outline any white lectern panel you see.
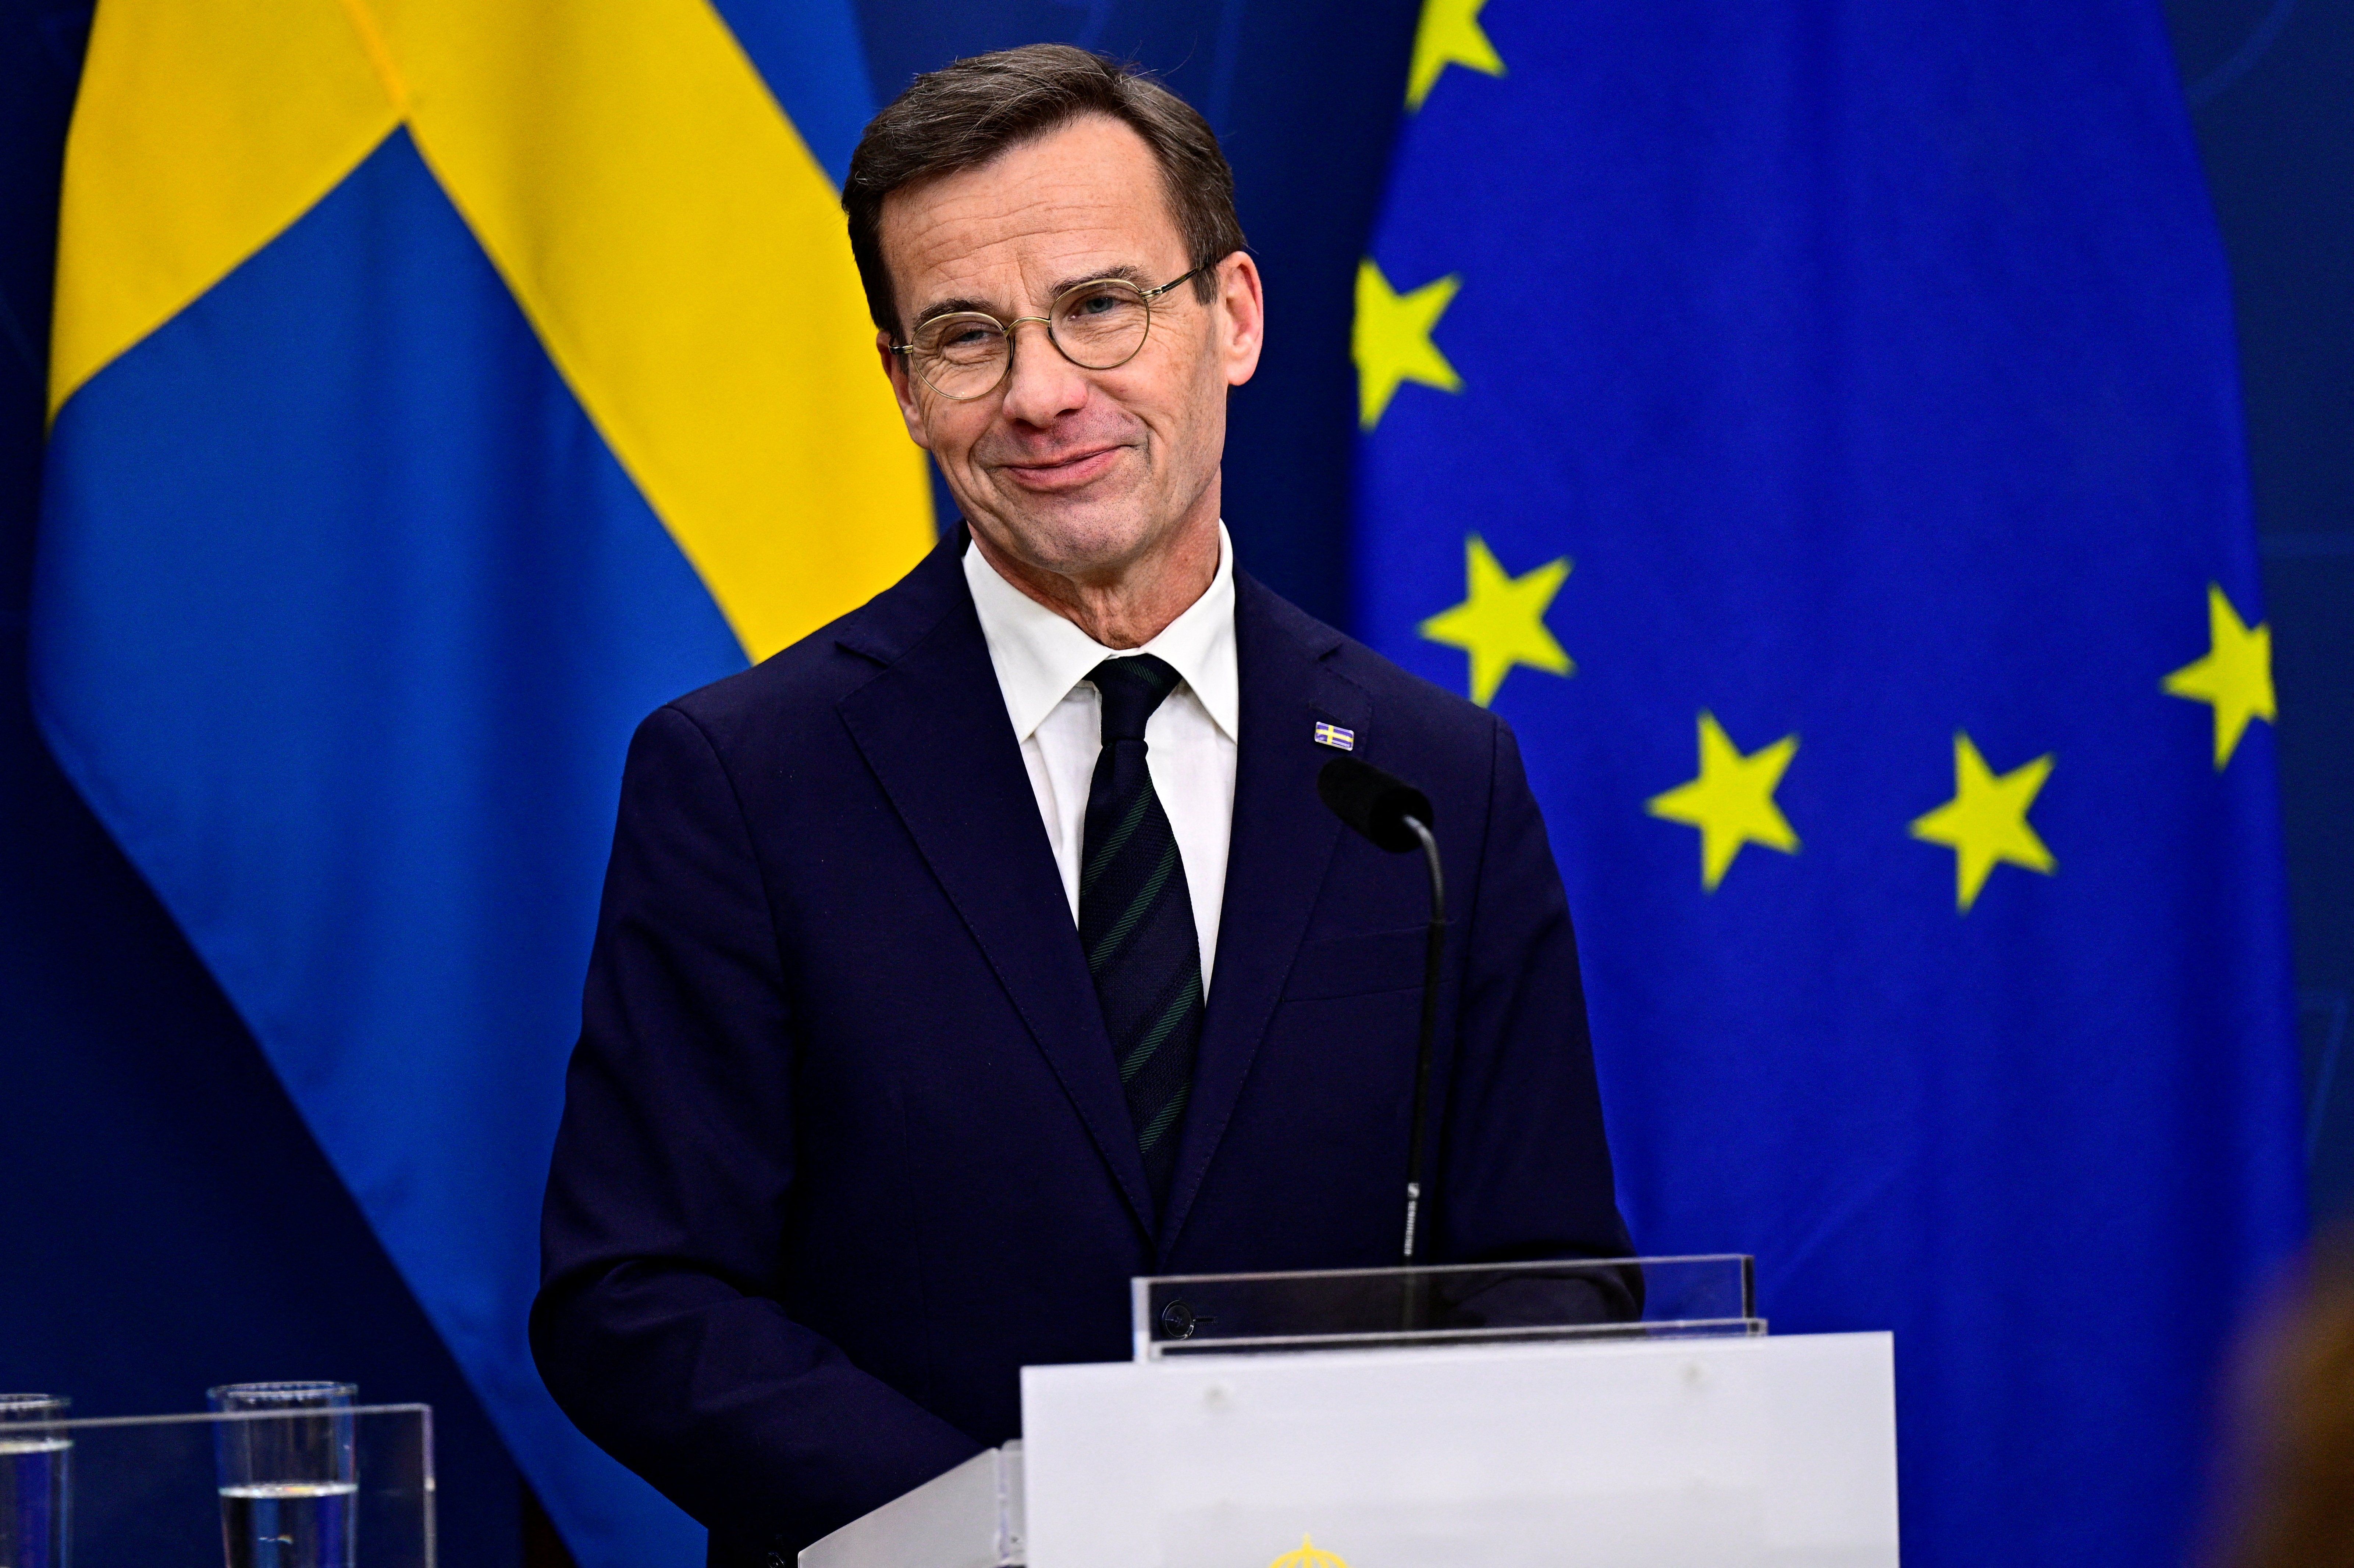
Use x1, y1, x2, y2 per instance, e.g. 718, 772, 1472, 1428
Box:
1021, 1332, 1896, 1568
800, 1442, 1023, 1568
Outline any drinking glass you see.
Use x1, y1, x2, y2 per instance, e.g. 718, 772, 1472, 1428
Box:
0, 1396, 68, 1568
207, 1383, 356, 1568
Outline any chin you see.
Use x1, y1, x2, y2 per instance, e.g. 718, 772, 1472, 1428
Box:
993, 499, 1162, 578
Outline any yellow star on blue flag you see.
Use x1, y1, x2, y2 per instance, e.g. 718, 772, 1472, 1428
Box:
1418, 534, 1572, 706
1647, 712, 1800, 890
2162, 583, 2273, 768
1354, 259, 1463, 429
1406, 0, 1505, 111
1910, 733, 2056, 912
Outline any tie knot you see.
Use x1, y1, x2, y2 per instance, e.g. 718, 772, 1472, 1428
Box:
1090, 654, 1182, 743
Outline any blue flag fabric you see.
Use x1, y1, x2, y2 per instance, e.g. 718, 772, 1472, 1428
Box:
37, 135, 733, 1566
31, 4, 918, 1564
1355, 3, 2305, 1562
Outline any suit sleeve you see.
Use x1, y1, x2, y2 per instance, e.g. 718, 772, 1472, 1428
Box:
1436, 716, 1638, 1280
532, 704, 984, 1555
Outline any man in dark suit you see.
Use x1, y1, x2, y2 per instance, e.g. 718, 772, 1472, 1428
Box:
532, 43, 1633, 1562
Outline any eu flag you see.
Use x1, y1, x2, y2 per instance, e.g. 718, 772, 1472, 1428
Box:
1355, 2, 2305, 1562
32, 3, 925, 1563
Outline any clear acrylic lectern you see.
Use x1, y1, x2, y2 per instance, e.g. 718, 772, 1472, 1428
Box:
804, 1256, 1899, 1568
0, 1403, 434, 1568
1136, 1253, 1758, 1357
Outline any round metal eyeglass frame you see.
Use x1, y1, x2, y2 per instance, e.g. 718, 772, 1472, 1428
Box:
890, 264, 1210, 401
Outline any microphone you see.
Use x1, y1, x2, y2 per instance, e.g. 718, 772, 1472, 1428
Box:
1318, 757, 1446, 1268
1315, 755, 1433, 855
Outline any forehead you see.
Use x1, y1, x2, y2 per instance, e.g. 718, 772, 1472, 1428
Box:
878, 114, 1187, 315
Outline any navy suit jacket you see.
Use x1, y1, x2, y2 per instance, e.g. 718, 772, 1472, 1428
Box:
533, 530, 1632, 1559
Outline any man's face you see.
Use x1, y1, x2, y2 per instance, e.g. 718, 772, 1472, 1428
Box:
876, 115, 1263, 586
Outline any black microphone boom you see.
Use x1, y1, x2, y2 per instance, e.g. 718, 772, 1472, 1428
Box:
1317, 756, 1446, 1268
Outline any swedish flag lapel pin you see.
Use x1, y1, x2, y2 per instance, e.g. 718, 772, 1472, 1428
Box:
1313, 721, 1355, 751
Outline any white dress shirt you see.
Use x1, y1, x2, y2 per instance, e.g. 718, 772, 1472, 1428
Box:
962, 525, 1239, 991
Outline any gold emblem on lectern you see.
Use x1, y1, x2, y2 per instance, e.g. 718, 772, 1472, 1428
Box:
1268, 1533, 1350, 1568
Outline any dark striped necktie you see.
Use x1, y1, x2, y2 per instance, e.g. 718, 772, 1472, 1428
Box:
1080, 653, 1204, 1212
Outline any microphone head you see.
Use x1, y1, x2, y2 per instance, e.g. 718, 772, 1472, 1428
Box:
1318, 756, 1434, 854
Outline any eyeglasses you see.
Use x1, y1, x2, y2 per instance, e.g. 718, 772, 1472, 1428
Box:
890, 265, 1209, 401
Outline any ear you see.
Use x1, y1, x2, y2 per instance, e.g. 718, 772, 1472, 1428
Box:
878, 331, 933, 451
1213, 251, 1265, 390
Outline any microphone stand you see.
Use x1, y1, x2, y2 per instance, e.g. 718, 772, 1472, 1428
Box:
1313, 754, 1448, 1338
1398, 813, 1444, 1334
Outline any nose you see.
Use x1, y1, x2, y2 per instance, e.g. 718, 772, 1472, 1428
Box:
997, 316, 1091, 428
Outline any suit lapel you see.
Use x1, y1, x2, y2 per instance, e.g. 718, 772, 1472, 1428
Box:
836, 538, 1156, 1236
1159, 574, 1367, 1252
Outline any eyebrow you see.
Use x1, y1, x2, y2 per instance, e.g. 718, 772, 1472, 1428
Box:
1054, 264, 1150, 295
911, 297, 995, 330
908, 264, 1156, 332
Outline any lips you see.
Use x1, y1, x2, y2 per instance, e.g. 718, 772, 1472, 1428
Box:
999, 443, 1125, 491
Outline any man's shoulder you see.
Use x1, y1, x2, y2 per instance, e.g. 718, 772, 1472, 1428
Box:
1238, 573, 1503, 756
652, 536, 969, 760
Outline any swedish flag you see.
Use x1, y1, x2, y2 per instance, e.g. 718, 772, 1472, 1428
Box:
32, 3, 928, 1561
1356, 2, 2304, 1564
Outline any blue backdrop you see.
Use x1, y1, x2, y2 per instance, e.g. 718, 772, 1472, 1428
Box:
3, 3, 2348, 1567
2164, 0, 2354, 1216
1354, 4, 2301, 1563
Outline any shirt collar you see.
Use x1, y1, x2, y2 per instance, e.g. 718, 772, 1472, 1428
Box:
963, 522, 1239, 743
